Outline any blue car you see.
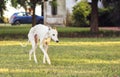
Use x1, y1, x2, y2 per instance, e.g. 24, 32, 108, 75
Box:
9, 12, 44, 25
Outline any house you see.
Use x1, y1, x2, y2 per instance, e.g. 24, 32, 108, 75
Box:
44, 0, 103, 26
43, 0, 80, 26
43, 0, 66, 26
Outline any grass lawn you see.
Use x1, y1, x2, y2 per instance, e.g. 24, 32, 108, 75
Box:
0, 38, 120, 77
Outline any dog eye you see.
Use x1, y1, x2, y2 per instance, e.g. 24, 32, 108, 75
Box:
52, 34, 55, 36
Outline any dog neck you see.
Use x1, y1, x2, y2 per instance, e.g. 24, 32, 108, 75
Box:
44, 27, 51, 39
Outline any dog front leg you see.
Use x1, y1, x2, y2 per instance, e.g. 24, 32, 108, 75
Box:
40, 44, 51, 65
43, 43, 49, 64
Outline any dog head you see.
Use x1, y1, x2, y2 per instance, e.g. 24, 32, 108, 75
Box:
49, 27, 59, 43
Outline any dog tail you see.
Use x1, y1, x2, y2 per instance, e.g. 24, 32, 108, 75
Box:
20, 40, 29, 47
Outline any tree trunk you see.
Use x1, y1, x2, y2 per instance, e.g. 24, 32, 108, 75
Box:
90, 0, 99, 33
41, 2, 44, 16
32, 3, 36, 27
0, 8, 3, 18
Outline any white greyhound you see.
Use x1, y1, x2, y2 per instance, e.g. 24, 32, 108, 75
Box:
28, 24, 59, 64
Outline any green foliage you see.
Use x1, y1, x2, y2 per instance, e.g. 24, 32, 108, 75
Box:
0, 0, 7, 17
1, 24, 120, 39
0, 25, 31, 39
50, 0, 57, 7
98, 8, 114, 26
111, 1, 120, 26
11, 0, 18, 8
102, 0, 120, 26
72, 1, 91, 27
11, 0, 28, 11
0, 0, 6, 9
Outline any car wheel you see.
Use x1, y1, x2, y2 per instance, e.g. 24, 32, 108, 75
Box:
15, 20, 20, 25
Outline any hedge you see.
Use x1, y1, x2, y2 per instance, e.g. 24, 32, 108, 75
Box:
0, 25, 120, 40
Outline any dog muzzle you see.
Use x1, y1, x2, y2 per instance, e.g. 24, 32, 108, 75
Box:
56, 40, 59, 43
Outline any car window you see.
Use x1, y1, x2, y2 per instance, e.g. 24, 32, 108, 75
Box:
17, 13, 23, 16
27, 13, 32, 16
23, 13, 26, 16
17, 12, 27, 16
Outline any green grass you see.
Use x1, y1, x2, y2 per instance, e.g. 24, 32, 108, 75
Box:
0, 38, 120, 77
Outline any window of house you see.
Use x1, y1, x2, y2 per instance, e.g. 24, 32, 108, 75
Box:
51, 0, 57, 15
75, 0, 78, 1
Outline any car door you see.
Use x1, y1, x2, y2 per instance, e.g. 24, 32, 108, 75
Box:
18, 12, 31, 24
26, 13, 32, 23
17, 12, 28, 23
22, 12, 31, 23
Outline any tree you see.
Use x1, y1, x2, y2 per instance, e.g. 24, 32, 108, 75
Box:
11, 0, 27, 11
90, 0, 99, 33
102, 0, 120, 26
29, 0, 38, 27
0, 0, 7, 18
11, 0, 44, 27
29, 0, 44, 27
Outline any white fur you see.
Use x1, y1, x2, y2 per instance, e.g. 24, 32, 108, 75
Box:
28, 24, 59, 64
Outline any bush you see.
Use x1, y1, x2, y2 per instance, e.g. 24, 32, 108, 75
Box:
72, 1, 91, 27
99, 0, 120, 26
1, 25, 120, 39
98, 8, 114, 26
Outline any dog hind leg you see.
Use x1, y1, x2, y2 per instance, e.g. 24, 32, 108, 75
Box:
29, 49, 33, 61
29, 40, 38, 63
